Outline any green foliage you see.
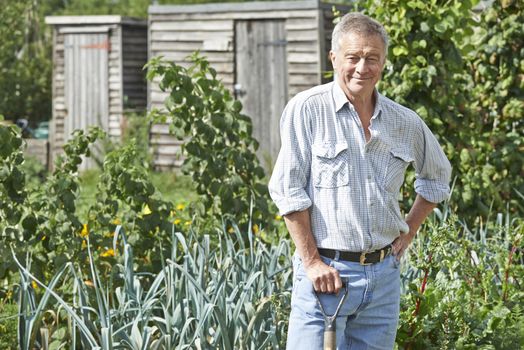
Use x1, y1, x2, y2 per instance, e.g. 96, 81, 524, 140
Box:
121, 112, 152, 167
57, 0, 151, 18
146, 53, 273, 232
76, 169, 196, 220
9, 215, 523, 348
397, 215, 524, 348
353, 0, 524, 223
0, 0, 51, 124
0, 123, 182, 282
13, 225, 291, 348
463, 1, 524, 217
0, 301, 17, 349
0, 126, 105, 279
85, 140, 176, 270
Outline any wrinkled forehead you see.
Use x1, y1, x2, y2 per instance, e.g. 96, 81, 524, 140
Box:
337, 32, 386, 56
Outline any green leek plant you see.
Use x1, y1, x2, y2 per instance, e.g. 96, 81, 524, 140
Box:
14, 223, 292, 349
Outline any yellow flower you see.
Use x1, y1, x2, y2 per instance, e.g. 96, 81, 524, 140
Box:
100, 248, 116, 258
80, 224, 89, 237
31, 281, 39, 290
174, 219, 182, 225
252, 224, 259, 234
104, 231, 114, 238
176, 203, 185, 211
184, 221, 191, 226
142, 204, 152, 216
112, 218, 121, 225
275, 215, 282, 221
227, 226, 234, 233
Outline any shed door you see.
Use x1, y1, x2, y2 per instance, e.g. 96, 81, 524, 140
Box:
235, 20, 287, 168
64, 32, 109, 170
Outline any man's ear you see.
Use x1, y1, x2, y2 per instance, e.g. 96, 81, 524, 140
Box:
329, 50, 336, 69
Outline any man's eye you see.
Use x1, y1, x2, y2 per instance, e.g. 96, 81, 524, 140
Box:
348, 56, 360, 63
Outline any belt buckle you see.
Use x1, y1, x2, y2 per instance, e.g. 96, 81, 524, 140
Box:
360, 252, 372, 265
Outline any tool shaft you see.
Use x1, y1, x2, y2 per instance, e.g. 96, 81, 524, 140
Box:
324, 330, 336, 350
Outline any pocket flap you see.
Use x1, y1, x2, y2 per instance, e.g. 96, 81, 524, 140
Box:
390, 148, 414, 163
312, 142, 348, 159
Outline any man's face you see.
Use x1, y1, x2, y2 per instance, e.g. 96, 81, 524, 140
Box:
330, 32, 386, 101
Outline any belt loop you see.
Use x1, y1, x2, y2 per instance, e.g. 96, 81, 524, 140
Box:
334, 250, 340, 261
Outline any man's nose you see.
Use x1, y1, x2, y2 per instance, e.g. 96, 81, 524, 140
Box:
355, 58, 369, 74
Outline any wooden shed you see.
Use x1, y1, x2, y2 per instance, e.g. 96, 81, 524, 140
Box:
45, 16, 148, 169
148, 0, 351, 170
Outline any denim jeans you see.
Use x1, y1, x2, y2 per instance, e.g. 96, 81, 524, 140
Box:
286, 253, 400, 349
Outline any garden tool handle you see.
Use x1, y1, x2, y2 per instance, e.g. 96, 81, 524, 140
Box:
316, 277, 349, 350
323, 317, 336, 350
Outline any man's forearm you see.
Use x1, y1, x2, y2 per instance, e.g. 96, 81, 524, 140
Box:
405, 194, 437, 236
283, 209, 321, 267
284, 209, 342, 293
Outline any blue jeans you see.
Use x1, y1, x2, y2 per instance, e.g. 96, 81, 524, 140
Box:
286, 254, 400, 349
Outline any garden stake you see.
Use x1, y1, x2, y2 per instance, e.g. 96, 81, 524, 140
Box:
314, 277, 349, 350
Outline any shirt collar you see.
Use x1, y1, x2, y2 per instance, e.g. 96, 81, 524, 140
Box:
332, 81, 349, 113
332, 81, 384, 118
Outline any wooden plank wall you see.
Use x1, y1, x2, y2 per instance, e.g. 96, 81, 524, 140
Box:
122, 24, 148, 115
321, 6, 337, 83
148, 4, 322, 170
50, 29, 66, 163
108, 25, 123, 139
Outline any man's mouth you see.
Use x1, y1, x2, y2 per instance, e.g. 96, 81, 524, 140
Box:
351, 77, 371, 81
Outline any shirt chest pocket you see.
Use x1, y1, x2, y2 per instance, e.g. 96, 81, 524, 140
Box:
311, 142, 350, 188
385, 148, 413, 193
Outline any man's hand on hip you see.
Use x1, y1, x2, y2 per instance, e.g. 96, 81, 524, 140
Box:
303, 258, 342, 294
391, 231, 415, 260
392, 194, 438, 260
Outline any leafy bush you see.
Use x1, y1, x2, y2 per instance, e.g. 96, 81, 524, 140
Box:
397, 214, 524, 348
146, 53, 274, 233
0, 124, 105, 279
0, 122, 178, 282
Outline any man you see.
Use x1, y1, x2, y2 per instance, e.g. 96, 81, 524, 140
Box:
268, 13, 451, 349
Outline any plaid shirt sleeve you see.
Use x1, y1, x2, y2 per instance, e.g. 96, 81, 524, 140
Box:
268, 97, 313, 216
413, 118, 452, 203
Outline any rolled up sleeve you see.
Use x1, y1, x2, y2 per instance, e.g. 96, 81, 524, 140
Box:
413, 118, 452, 203
268, 98, 313, 215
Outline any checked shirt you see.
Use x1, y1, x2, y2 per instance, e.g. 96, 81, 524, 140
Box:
268, 81, 452, 252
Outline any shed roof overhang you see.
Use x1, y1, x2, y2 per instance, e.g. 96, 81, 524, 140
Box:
148, 0, 344, 14
45, 15, 147, 26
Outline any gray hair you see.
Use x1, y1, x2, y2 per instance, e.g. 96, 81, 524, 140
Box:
331, 13, 389, 56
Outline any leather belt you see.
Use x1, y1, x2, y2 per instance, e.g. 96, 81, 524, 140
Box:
318, 245, 393, 265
